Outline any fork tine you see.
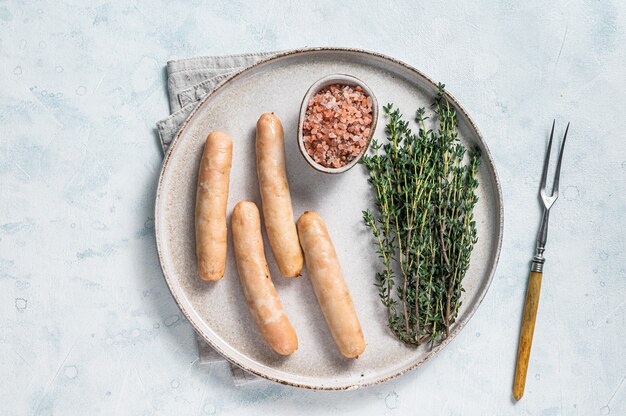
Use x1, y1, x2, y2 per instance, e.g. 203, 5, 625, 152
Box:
551, 122, 569, 194
540, 120, 556, 191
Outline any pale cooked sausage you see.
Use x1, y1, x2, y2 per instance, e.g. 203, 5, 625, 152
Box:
195, 131, 232, 281
232, 201, 298, 355
297, 211, 365, 358
256, 113, 304, 277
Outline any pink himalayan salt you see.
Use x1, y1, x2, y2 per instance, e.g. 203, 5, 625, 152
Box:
303, 84, 373, 169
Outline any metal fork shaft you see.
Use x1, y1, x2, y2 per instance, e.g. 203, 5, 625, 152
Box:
532, 208, 550, 272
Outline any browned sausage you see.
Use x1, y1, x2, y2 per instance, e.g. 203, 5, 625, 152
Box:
256, 113, 304, 277
232, 201, 298, 355
297, 211, 365, 358
195, 131, 232, 281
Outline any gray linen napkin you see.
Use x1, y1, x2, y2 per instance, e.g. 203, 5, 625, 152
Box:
157, 51, 278, 149
156, 51, 281, 385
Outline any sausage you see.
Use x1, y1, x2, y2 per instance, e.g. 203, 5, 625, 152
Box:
232, 201, 298, 355
195, 131, 232, 281
256, 113, 304, 277
296, 211, 365, 358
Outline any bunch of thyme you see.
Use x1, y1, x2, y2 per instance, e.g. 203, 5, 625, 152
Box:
361, 84, 481, 346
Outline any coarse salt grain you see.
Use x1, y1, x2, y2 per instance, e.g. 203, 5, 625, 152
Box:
302, 83, 373, 169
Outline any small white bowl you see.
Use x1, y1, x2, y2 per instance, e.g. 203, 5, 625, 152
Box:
297, 74, 378, 174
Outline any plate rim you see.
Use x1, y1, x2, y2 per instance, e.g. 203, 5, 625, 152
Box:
154, 47, 504, 390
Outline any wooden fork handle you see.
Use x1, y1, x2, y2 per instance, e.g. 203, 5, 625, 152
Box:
513, 270, 543, 401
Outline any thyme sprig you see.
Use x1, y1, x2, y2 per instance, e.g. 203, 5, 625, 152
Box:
361, 85, 480, 346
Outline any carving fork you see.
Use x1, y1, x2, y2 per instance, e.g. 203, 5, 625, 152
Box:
513, 121, 570, 400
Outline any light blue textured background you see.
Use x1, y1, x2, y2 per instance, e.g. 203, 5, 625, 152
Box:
1, 1, 624, 415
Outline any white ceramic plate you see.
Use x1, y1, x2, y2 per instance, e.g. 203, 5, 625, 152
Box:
155, 48, 503, 390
